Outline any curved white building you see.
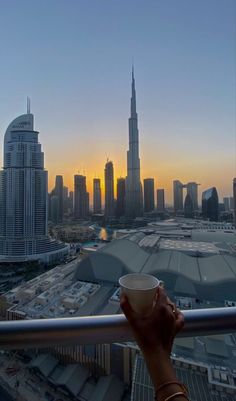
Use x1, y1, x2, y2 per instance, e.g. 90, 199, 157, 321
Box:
0, 109, 69, 262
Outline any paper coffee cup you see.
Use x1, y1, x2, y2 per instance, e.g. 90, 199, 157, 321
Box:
119, 273, 160, 315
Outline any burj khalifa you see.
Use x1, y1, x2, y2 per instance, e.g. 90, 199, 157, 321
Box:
125, 68, 143, 218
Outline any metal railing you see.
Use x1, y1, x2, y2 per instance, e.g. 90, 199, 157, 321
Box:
0, 307, 236, 349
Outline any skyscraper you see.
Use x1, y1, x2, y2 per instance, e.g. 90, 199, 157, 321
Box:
125, 68, 143, 218
223, 197, 230, 212
157, 189, 165, 212
233, 178, 236, 227
63, 186, 69, 214
184, 194, 194, 218
93, 178, 101, 214
54, 175, 63, 222
202, 187, 219, 221
186, 182, 199, 210
104, 160, 114, 217
116, 178, 126, 217
74, 175, 89, 219
173, 180, 183, 212
0, 107, 68, 261
143, 178, 155, 213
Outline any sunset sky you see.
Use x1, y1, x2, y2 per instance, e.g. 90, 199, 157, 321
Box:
0, 0, 235, 204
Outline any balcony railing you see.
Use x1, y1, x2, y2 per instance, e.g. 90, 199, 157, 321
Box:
0, 307, 236, 349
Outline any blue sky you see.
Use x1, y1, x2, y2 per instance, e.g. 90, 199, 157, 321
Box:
0, 0, 235, 202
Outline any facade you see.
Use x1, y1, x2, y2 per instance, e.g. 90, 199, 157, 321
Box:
54, 175, 64, 222
68, 191, 73, 214
74, 175, 89, 219
116, 178, 126, 217
0, 110, 69, 262
186, 182, 199, 210
184, 193, 194, 218
63, 186, 69, 214
157, 189, 165, 212
233, 178, 236, 227
173, 180, 183, 212
143, 178, 155, 213
223, 197, 230, 212
104, 160, 114, 217
202, 187, 219, 221
93, 178, 102, 214
125, 68, 143, 218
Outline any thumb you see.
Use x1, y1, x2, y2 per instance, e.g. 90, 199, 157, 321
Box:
120, 293, 136, 322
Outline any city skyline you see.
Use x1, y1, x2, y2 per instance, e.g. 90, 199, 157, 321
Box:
0, 1, 235, 203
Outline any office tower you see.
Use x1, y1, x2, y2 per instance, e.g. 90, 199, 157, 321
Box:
233, 178, 236, 227
54, 175, 63, 222
125, 68, 143, 218
202, 187, 219, 221
104, 160, 114, 217
143, 178, 155, 213
0, 107, 68, 261
116, 178, 126, 217
173, 180, 183, 212
50, 195, 59, 224
229, 196, 234, 211
184, 194, 194, 218
186, 182, 199, 210
63, 186, 69, 214
223, 197, 230, 212
93, 178, 102, 214
74, 175, 89, 219
68, 191, 74, 214
157, 189, 165, 212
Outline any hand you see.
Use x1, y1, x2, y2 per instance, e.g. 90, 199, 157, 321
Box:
120, 287, 184, 356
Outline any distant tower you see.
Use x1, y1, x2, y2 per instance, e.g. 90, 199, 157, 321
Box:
125, 67, 143, 218
116, 178, 126, 217
173, 180, 183, 212
157, 189, 165, 212
143, 178, 155, 213
186, 182, 199, 210
202, 187, 219, 221
184, 194, 194, 218
74, 175, 89, 219
93, 178, 102, 214
54, 175, 64, 222
63, 186, 69, 214
104, 160, 114, 218
223, 197, 230, 212
233, 178, 236, 227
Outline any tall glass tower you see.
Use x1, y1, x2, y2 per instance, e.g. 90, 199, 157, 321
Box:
125, 68, 143, 218
0, 107, 69, 262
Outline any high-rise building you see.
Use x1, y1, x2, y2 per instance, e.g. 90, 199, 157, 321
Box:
125, 68, 143, 218
50, 195, 59, 224
74, 175, 89, 219
0, 107, 69, 261
157, 189, 165, 212
68, 191, 74, 215
143, 178, 155, 213
173, 180, 183, 212
104, 160, 114, 217
116, 178, 126, 217
223, 197, 230, 212
93, 178, 102, 214
202, 187, 219, 221
54, 175, 63, 222
233, 178, 236, 227
63, 186, 69, 214
184, 194, 194, 218
229, 196, 234, 211
186, 182, 199, 210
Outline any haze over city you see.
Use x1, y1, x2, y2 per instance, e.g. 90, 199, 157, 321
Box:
0, 0, 235, 203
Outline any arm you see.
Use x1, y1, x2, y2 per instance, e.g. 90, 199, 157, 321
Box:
120, 287, 188, 401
